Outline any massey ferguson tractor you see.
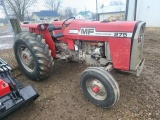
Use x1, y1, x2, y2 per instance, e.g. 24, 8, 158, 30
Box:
13, 17, 146, 108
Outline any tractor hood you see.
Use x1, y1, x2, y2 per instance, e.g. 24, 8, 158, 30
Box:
62, 19, 138, 40
66, 19, 136, 32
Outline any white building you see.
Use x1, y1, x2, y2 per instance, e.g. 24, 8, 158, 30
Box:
75, 11, 93, 20
126, 0, 160, 27
98, 11, 125, 21
0, 23, 4, 27
98, 5, 126, 21
32, 10, 59, 21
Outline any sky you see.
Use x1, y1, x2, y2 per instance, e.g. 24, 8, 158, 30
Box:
35, 0, 108, 12
62, 0, 126, 12
0, 0, 126, 18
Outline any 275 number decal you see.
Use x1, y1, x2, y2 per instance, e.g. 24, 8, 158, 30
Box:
114, 33, 128, 37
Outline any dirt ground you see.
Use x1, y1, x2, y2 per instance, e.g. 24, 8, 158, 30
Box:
0, 28, 160, 120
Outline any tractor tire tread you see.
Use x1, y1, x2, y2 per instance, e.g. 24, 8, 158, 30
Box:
14, 32, 53, 81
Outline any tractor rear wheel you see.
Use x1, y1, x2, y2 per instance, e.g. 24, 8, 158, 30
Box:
80, 67, 120, 108
14, 32, 54, 81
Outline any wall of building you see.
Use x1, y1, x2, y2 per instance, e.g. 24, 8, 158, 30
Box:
76, 14, 85, 19
76, 13, 92, 20
32, 14, 59, 21
99, 12, 125, 21
48, 17, 59, 21
32, 14, 39, 21
127, 0, 160, 27
126, 0, 136, 21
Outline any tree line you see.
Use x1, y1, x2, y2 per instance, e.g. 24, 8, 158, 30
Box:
2, 0, 80, 21
2, 0, 124, 21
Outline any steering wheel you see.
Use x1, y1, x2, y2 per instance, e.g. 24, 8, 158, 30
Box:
62, 17, 75, 28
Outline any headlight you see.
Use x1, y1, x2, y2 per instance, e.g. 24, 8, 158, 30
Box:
40, 24, 45, 29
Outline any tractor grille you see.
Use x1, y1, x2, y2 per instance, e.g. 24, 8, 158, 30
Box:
136, 33, 144, 66
137, 45, 141, 65
130, 21, 146, 71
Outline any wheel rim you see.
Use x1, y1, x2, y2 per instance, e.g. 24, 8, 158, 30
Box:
86, 79, 107, 100
18, 45, 35, 72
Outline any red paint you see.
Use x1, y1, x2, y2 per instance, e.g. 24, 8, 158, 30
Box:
67, 39, 74, 50
26, 56, 29, 61
22, 23, 49, 29
59, 20, 135, 71
109, 38, 131, 71
52, 20, 136, 33
0, 79, 11, 97
43, 29, 56, 58
92, 86, 100, 93
22, 19, 138, 71
28, 24, 56, 58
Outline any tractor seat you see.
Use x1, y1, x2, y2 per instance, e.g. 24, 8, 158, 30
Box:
51, 33, 64, 39
48, 24, 62, 32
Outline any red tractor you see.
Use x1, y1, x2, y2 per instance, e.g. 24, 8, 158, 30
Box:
13, 17, 146, 108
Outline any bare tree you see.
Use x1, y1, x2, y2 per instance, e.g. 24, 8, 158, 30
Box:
72, 8, 77, 16
60, 7, 77, 19
109, 0, 125, 11
45, 0, 62, 13
64, 7, 73, 18
5, 0, 36, 21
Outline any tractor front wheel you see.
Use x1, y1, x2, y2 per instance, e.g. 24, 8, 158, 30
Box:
14, 32, 54, 81
80, 67, 120, 108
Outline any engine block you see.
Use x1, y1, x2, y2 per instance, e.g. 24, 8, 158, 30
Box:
55, 40, 110, 66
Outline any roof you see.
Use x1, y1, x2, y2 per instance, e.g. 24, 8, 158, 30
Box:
98, 11, 125, 14
33, 10, 59, 17
79, 11, 91, 16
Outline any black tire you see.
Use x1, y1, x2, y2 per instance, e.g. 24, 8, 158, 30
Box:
80, 67, 120, 108
14, 32, 54, 81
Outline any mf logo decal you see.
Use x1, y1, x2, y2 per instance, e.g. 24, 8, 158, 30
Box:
80, 28, 95, 35
79, 28, 133, 38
